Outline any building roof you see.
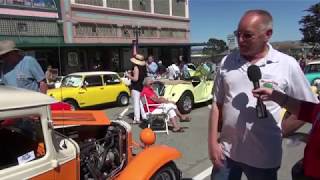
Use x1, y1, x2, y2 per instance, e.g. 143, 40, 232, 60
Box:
69, 71, 118, 76
0, 86, 55, 111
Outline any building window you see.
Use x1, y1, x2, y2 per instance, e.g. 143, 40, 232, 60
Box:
75, 0, 103, 6
160, 28, 186, 39
107, 0, 129, 10
173, 29, 186, 38
33, 0, 55, 8
140, 26, 157, 38
97, 24, 117, 37
121, 25, 133, 37
132, 0, 151, 12
160, 28, 173, 38
75, 23, 118, 37
154, 0, 169, 15
172, 0, 186, 17
3, 0, 56, 9
75, 24, 97, 36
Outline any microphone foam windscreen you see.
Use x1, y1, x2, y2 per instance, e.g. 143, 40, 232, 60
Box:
247, 65, 261, 82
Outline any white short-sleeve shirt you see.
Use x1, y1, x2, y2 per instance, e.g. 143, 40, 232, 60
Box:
213, 44, 319, 168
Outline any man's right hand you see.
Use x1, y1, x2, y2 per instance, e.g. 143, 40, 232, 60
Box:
209, 143, 225, 169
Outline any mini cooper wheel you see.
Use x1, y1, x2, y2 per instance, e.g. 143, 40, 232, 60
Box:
64, 99, 79, 110
177, 91, 193, 114
117, 93, 129, 106
151, 162, 180, 180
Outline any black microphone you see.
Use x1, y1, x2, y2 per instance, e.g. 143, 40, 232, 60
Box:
247, 65, 268, 119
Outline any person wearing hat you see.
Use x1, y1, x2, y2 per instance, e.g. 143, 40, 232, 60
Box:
0, 40, 48, 93
126, 54, 147, 123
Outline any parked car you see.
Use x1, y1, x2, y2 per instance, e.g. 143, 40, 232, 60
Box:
47, 71, 130, 109
0, 86, 182, 180
304, 60, 320, 85
155, 62, 214, 114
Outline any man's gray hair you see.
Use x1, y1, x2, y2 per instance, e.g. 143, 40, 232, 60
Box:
143, 77, 153, 86
245, 9, 273, 30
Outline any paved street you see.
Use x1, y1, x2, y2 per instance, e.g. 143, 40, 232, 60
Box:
103, 104, 310, 180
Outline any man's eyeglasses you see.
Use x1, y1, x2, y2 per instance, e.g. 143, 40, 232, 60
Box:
234, 31, 256, 40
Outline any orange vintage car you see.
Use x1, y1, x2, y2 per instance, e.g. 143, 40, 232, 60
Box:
0, 86, 182, 180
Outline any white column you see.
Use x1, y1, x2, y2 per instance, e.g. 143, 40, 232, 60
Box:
71, 0, 75, 4
169, 0, 172, 16
185, 0, 189, 18
103, 0, 107, 8
151, 0, 154, 14
129, 0, 133, 11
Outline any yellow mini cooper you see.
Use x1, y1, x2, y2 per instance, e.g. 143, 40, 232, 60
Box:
47, 71, 130, 109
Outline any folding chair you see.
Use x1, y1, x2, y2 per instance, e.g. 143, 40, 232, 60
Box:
140, 95, 169, 135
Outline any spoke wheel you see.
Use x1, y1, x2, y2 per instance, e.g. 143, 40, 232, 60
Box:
177, 91, 193, 114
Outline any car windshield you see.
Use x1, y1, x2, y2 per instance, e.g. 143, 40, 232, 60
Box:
304, 64, 320, 73
61, 75, 82, 87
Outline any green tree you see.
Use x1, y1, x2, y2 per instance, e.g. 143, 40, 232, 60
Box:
299, 2, 320, 44
202, 38, 228, 63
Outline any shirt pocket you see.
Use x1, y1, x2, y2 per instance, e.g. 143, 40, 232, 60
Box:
16, 72, 33, 88
260, 73, 288, 92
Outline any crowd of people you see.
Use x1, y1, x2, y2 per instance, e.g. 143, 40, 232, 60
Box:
125, 53, 192, 131
297, 52, 319, 71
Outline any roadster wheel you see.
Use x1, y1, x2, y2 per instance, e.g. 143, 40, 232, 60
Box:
151, 162, 180, 180
177, 91, 193, 114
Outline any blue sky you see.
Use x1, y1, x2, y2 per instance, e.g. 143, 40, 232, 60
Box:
190, 0, 319, 43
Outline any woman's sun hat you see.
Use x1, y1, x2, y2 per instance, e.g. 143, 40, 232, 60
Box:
130, 54, 146, 66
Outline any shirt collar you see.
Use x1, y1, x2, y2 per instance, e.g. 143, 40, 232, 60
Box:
237, 43, 279, 67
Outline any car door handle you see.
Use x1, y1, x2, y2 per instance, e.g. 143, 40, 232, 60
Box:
79, 92, 85, 94
100, 88, 104, 90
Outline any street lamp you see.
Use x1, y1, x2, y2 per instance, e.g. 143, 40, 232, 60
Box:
132, 26, 142, 55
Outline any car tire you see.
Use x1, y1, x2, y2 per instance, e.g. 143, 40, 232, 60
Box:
177, 91, 193, 114
117, 92, 129, 106
151, 162, 180, 180
64, 99, 79, 110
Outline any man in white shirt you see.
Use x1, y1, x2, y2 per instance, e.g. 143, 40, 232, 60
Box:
146, 55, 158, 78
208, 9, 318, 180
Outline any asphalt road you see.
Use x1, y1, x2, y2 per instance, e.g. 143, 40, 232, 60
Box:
103, 104, 310, 180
